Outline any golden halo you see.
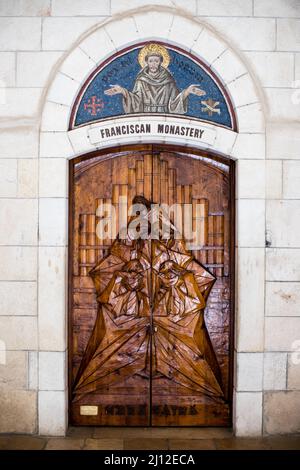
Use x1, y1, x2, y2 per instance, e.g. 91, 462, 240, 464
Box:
138, 43, 170, 68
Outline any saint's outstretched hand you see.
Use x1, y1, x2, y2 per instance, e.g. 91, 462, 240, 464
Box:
104, 84, 126, 96
183, 84, 206, 99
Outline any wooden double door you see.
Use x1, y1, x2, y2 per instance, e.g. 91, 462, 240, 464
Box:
69, 145, 234, 427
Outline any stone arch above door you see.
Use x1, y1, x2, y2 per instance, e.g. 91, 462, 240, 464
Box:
40, 6, 265, 158
38, 6, 266, 436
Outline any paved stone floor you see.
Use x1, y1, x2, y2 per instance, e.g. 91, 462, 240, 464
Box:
0, 428, 300, 450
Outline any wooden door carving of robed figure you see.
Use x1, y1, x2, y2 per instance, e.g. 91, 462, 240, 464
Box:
69, 144, 235, 427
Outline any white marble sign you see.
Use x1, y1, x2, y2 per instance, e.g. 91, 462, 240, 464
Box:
88, 117, 216, 147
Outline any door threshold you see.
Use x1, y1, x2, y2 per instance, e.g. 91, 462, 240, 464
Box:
67, 426, 233, 440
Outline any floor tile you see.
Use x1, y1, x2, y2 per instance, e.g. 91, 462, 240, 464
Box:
124, 438, 169, 450
215, 438, 271, 450
1, 431, 299, 451
266, 436, 300, 450
0, 435, 46, 450
45, 438, 84, 450
169, 439, 216, 450
67, 426, 95, 438
83, 438, 124, 450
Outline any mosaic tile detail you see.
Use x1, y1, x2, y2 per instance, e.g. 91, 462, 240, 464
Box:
71, 43, 235, 130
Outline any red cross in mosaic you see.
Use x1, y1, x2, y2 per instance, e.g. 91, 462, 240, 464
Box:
84, 95, 104, 116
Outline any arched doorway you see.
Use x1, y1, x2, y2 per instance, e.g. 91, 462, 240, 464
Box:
68, 144, 235, 427
38, 6, 266, 436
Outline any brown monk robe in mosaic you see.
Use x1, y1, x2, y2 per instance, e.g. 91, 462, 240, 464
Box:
73, 198, 224, 403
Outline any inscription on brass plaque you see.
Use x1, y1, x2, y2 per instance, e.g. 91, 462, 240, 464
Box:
80, 405, 98, 416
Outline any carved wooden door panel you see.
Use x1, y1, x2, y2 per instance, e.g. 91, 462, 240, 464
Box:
69, 145, 234, 427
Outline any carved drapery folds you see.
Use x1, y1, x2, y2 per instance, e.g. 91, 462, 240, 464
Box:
73, 198, 224, 404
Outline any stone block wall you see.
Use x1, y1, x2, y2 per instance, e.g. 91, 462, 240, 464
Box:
0, 0, 299, 436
